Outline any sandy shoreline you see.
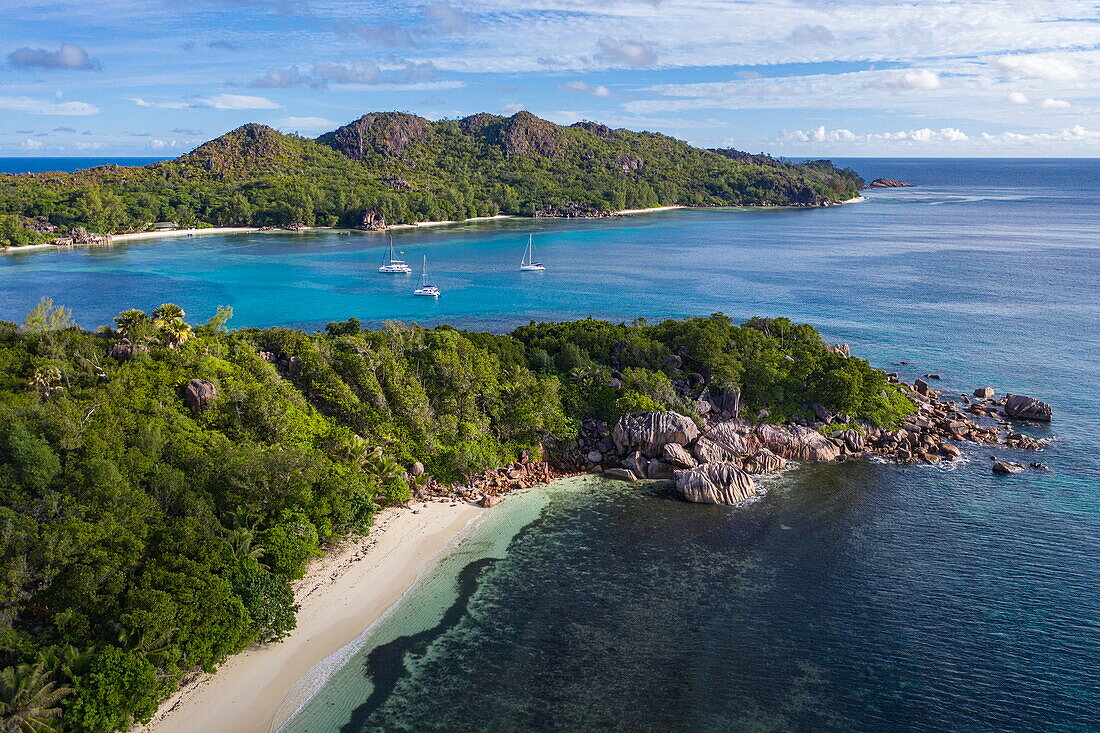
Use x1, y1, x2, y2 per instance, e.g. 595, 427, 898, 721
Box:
615, 205, 685, 215
4, 202, 858, 256
139, 501, 483, 733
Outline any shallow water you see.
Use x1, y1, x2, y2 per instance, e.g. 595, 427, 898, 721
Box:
2, 159, 1098, 731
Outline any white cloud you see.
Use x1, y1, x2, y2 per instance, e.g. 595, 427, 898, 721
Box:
278, 116, 338, 130
0, 95, 99, 115
499, 102, 526, 115
783, 126, 970, 144
559, 81, 612, 98
773, 124, 1100, 153
148, 139, 180, 150
1040, 98, 1071, 110
988, 54, 1083, 81
7, 43, 101, 71
980, 125, 1100, 144
198, 93, 280, 110
596, 38, 658, 68
21, 138, 44, 150
869, 69, 940, 91
133, 94, 280, 111
1007, 91, 1029, 104
131, 97, 191, 109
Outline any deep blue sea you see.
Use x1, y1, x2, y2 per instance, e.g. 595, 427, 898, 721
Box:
1, 158, 1098, 731
0, 157, 168, 174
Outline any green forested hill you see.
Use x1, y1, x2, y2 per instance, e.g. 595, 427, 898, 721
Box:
0, 301, 910, 731
0, 112, 862, 246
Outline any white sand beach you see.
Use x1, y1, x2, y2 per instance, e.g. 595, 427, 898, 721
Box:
111, 226, 265, 243
615, 205, 685, 215
139, 501, 483, 733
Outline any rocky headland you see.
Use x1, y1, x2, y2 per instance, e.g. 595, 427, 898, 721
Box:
558, 376, 1051, 506
865, 178, 916, 188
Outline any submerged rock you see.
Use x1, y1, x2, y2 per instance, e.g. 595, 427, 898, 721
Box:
674, 462, 757, 504
992, 460, 1023, 474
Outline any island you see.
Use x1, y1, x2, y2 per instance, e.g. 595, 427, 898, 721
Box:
0, 300, 1051, 731
0, 112, 864, 249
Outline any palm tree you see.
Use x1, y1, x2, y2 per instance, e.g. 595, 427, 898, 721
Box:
0, 661, 70, 733
158, 318, 192, 349
225, 527, 265, 563
151, 303, 185, 323
362, 453, 405, 485
112, 308, 149, 336
151, 304, 192, 349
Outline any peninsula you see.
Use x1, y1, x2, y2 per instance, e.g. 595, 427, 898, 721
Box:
0, 302, 1050, 731
0, 112, 863, 248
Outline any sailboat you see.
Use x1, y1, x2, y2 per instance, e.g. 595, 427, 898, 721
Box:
413, 256, 441, 297
519, 234, 545, 271
378, 237, 412, 273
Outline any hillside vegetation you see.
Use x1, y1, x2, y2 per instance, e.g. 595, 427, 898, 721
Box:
0, 301, 909, 731
0, 112, 862, 246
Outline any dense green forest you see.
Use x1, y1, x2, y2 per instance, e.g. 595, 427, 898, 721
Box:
0, 303, 907, 731
0, 112, 863, 247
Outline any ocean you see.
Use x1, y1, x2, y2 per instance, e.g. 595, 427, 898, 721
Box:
1, 158, 1097, 731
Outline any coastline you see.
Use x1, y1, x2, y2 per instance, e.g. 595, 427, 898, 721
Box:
138, 501, 483, 733
2, 201, 862, 256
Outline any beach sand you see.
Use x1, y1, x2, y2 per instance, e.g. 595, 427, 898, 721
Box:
615, 205, 685, 215
139, 501, 483, 733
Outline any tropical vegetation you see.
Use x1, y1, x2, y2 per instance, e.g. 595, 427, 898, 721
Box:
0, 301, 908, 730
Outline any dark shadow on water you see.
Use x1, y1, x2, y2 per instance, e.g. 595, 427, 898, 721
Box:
339, 556, 499, 732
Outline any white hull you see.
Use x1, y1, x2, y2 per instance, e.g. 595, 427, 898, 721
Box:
520, 235, 546, 271
414, 287, 440, 297
378, 264, 412, 273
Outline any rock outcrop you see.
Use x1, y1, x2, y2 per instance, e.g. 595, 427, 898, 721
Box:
865, 179, 915, 188
357, 209, 386, 230
755, 423, 841, 461
1003, 394, 1052, 422
661, 442, 697, 468
183, 379, 218, 413
740, 448, 787, 474
107, 338, 149, 360
612, 411, 699, 458
317, 112, 432, 160
674, 462, 758, 505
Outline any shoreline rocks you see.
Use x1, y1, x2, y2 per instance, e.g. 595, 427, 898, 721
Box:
1003, 394, 1052, 422
674, 462, 757, 504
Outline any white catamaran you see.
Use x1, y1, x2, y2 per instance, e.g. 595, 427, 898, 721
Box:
378, 238, 412, 274
413, 256, 441, 297
520, 234, 545, 271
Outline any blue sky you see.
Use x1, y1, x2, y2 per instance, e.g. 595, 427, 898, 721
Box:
2, 0, 1098, 157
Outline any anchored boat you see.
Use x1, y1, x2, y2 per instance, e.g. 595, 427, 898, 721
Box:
413, 256, 441, 297
378, 238, 412, 273
520, 234, 545, 271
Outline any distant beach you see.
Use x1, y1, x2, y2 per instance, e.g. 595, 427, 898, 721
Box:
139, 501, 482, 733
